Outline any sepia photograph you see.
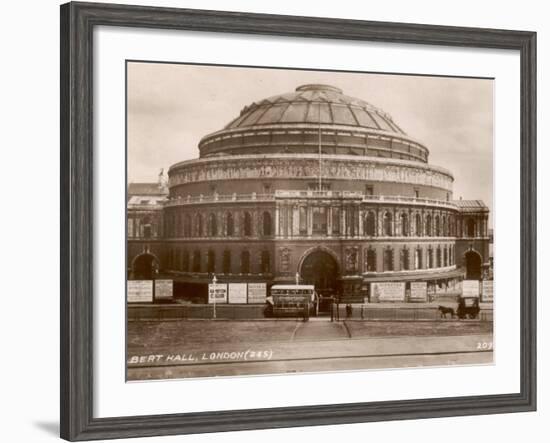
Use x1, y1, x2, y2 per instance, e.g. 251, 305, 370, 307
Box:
126, 61, 494, 381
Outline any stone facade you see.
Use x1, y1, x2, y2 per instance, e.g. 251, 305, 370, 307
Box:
127, 84, 491, 300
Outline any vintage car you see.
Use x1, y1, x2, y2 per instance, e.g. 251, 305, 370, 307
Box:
456, 296, 480, 319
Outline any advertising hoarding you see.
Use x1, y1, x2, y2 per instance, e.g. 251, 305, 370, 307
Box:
228, 283, 247, 304
127, 280, 153, 303
208, 283, 228, 304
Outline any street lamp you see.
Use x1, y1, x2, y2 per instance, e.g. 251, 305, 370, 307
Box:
212, 274, 217, 319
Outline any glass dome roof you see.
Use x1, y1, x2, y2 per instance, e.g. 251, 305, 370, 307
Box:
198, 83, 429, 163
224, 84, 406, 135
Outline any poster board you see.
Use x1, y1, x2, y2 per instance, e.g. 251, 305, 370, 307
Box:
208, 283, 228, 304
127, 280, 153, 303
409, 282, 428, 302
370, 282, 405, 302
247, 283, 267, 303
228, 283, 247, 304
154, 279, 173, 301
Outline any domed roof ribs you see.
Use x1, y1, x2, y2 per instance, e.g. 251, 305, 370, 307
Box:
365, 110, 382, 130
241, 103, 272, 126
277, 100, 296, 124
347, 106, 361, 126
327, 102, 336, 125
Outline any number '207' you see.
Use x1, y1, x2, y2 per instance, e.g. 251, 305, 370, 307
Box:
477, 342, 493, 350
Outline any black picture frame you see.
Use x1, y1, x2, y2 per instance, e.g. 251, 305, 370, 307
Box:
60, 2, 537, 441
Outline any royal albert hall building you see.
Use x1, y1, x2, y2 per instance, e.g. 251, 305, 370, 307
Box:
127, 84, 490, 303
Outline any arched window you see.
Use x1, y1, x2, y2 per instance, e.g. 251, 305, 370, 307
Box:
299, 206, 307, 234
436, 247, 441, 267
262, 211, 272, 236
208, 213, 217, 237
184, 214, 191, 237
143, 225, 152, 239
348, 206, 357, 236
142, 216, 152, 238
175, 213, 181, 237
450, 216, 455, 236
415, 248, 422, 269
366, 248, 377, 272
427, 248, 433, 268
243, 212, 252, 237
467, 218, 476, 237
192, 250, 201, 272
415, 213, 422, 236
241, 250, 250, 274
332, 207, 341, 234
400, 213, 409, 237
435, 215, 441, 236
261, 251, 271, 273
383, 248, 394, 271
222, 250, 231, 274
401, 248, 410, 270
383, 212, 392, 237
443, 246, 448, 267
196, 214, 203, 237
312, 207, 327, 234
225, 212, 234, 236
425, 214, 432, 236
207, 250, 216, 273
365, 211, 376, 236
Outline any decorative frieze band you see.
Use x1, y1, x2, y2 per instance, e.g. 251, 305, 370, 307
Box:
169, 155, 453, 191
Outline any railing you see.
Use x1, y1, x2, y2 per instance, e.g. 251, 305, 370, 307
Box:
362, 194, 457, 209
163, 191, 457, 210
276, 190, 457, 209
164, 193, 275, 207
275, 190, 364, 199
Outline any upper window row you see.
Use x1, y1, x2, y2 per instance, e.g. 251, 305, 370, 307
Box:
167, 211, 272, 238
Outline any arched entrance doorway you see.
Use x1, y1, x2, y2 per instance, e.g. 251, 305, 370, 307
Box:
464, 250, 482, 280
300, 249, 339, 296
133, 253, 158, 280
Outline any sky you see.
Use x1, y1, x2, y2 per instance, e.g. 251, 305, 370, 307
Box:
127, 61, 493, 225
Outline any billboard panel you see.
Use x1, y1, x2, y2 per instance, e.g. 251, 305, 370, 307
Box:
154, 279, 173, 300
208, 283, 228, 304
247, 283, 267, 303
371, 282, 405, 302
127, 280, 153, 303
228, 283, 247, 304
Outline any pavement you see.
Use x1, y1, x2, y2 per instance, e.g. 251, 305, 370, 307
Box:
292, 319, 350, 340
127, 319, 493, 380
127, 333, 493, 380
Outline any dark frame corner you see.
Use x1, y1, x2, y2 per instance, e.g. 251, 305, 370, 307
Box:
60, 1, 536, 441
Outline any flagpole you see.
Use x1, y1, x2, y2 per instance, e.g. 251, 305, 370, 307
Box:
318, 103, 322, 192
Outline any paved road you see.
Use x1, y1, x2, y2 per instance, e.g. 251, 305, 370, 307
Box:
129, 349, 492, 380
127, 333, 493, 381
293, 320, 350, 340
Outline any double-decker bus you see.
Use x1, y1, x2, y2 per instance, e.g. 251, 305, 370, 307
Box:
268, 285, 318, 318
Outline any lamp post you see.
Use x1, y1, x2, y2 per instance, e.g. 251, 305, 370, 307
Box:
212, 274, 217, 319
